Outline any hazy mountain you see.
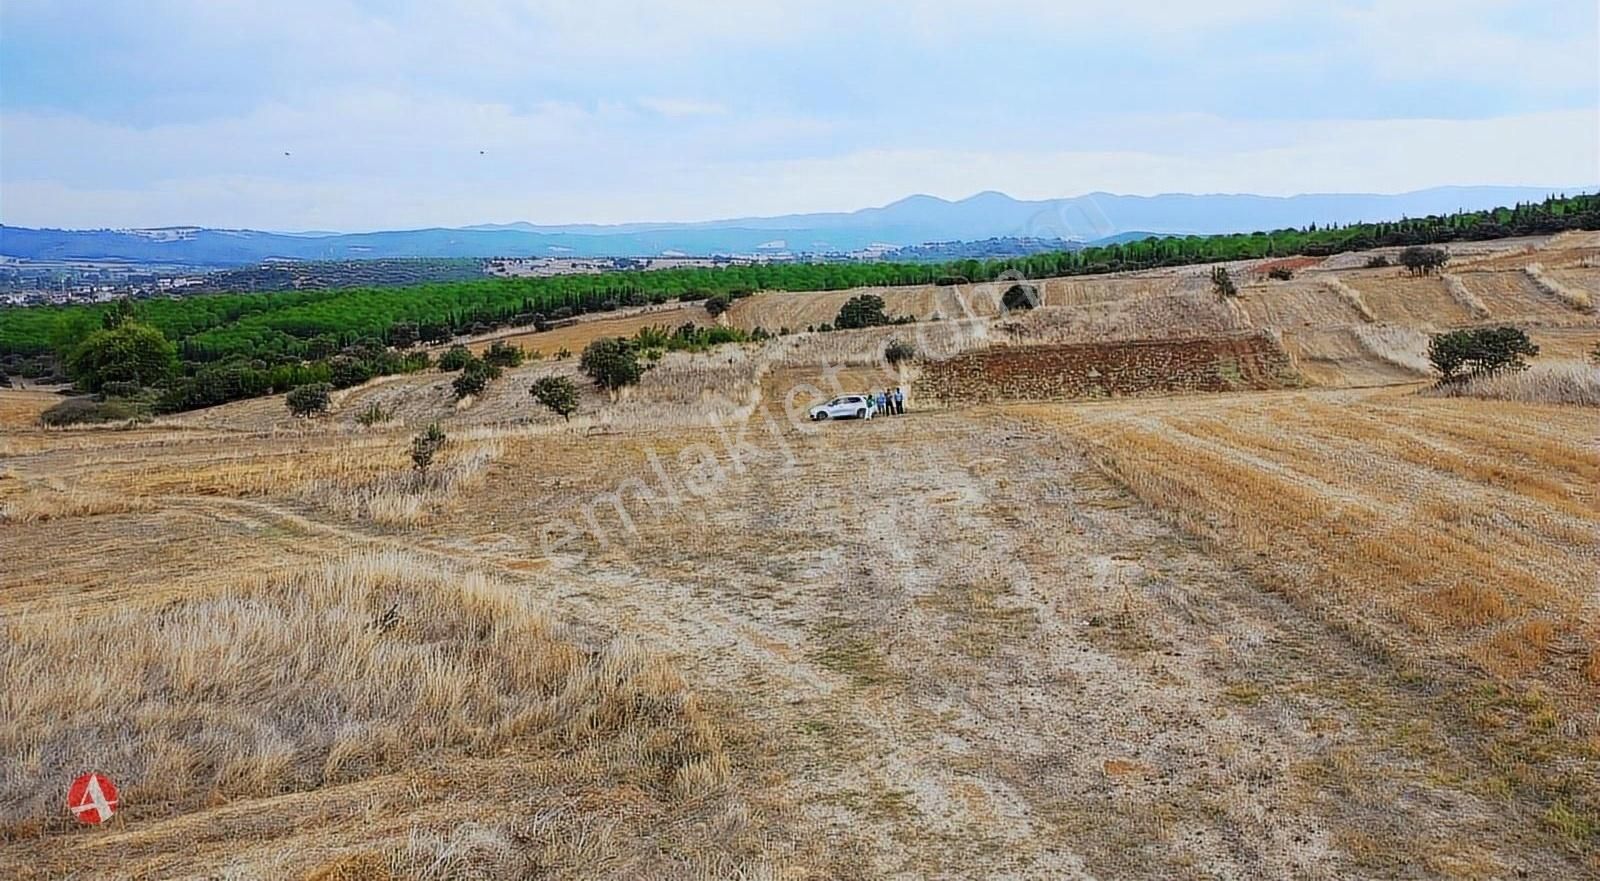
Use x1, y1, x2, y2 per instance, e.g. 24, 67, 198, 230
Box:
3, 186, 1588, 266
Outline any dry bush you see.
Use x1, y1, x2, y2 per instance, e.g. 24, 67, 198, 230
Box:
0, 551, 727, 834
1441, 273, 1491, 319
1525, 263, 1594, 312
597, 346, 768, 430
1322, 278, 1377, 323
1423, 362, 1600, 407
1351, 324, 1433, 375
76, 435, 409, 499
300, 438, 502, 526
80, 434, 503, 527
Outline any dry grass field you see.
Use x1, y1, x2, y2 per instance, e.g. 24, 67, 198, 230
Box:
4, 235, 1599, 879
460, 302, 714, 359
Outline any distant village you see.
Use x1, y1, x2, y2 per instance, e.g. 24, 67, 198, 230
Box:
0, 237, 1077, 306
0, 254, 786, 306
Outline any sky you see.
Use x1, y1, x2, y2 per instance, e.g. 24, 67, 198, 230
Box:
1, 0, 1597, 231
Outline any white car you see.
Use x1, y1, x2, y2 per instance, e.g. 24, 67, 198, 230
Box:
808, 394, 877, 421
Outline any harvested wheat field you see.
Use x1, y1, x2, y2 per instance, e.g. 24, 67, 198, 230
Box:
4, 243, 1599, 880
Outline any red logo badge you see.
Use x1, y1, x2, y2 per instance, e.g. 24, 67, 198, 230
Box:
67, 772, 119, 824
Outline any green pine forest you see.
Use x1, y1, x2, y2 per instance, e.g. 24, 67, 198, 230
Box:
2, 194, 1596, 412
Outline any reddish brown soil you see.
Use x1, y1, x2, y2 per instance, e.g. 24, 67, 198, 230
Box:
915, 333, 1300, 404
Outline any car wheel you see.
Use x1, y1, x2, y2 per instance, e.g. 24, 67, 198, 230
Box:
856, 409, 866, 419
815, 412, 829, 421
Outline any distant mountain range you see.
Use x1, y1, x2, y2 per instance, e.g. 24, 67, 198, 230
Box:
3, 186, 1589, 267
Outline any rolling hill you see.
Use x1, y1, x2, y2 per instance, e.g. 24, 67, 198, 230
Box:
2, 186, 1590, 266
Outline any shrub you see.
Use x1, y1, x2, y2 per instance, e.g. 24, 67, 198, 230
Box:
411, 423, 446, 477
704, 294, 731, 317
531, 375, 579, 420
644, 324, 748, 353
1400, 246, 1448, 276
65, 322, 177, 392
1210, 266, 1239, 299
556, 347, 573, 360
437, 345, 474, 371
285, 382, 333, 418
355, 401, 392, 426
1591, 342, 1600, 365
884, 339, 917, 366
40, 397, 146, 427
1365, 255, 1391, 269
342, 337, 386, 361
1267, 267, 1295, 281
1428, 326, 1540, 383
483, 340, 524, 368
1002, 283, 1039, 312
634, 325, 672, 351
328, 355, 376, 390
580, 337, 645, 391
451, 359, 500, 399
153, 358, 278, 412
836, 294, 890, 329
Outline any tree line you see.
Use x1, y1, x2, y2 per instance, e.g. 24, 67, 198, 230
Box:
5, 193, 1595, 415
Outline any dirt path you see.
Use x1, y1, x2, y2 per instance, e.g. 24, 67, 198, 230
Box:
363, 405, 1572, 878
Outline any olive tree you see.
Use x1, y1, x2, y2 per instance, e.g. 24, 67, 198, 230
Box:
530, 375, 579, 420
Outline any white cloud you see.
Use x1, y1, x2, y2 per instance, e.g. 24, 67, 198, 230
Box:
4, 106, 1593, 229
637, 98, 728, 118
1, 1, 1595, 229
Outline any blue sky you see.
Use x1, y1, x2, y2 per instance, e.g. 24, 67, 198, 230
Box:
2, 0, 1596, 230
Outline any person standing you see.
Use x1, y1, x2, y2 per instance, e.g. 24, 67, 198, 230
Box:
894, 386, 905, 415
876, 389, 888, 417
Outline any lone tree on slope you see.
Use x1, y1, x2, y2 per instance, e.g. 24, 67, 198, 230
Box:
1427, 326, 1539, 383
1399, 246, 1449, 277
531, 375, 579, 420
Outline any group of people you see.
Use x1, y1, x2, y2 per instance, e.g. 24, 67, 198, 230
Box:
873, 387, 907, 416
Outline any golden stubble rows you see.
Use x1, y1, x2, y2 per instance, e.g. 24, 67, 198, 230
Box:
1015, 391, 1600, 695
